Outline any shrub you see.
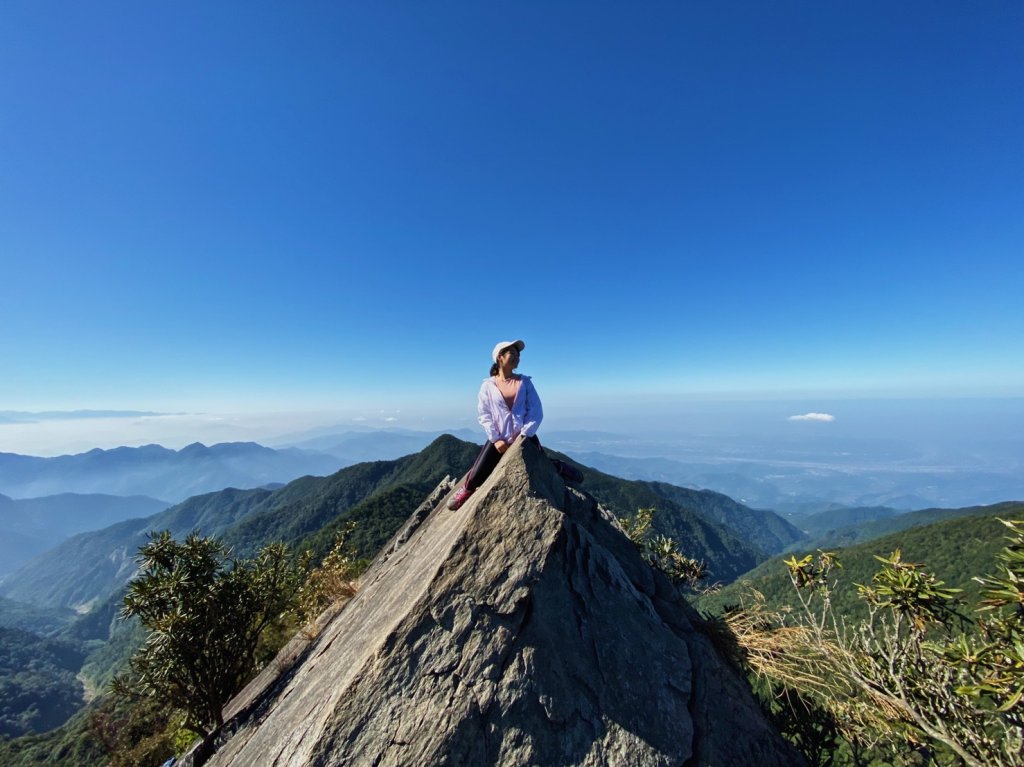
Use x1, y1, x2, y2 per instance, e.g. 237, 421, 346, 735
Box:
116, 531, 307, 738
729, 520, 1024, 767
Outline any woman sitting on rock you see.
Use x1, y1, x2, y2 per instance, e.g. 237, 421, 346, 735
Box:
447, 339, 582, 511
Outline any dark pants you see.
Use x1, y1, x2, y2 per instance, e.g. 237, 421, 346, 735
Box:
465, 435, 543, 491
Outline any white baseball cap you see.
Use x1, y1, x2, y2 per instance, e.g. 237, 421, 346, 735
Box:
491, 339, 525, 362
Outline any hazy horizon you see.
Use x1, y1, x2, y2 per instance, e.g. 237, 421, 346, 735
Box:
2, 396, 1022, 512
3, 396, 1021, 463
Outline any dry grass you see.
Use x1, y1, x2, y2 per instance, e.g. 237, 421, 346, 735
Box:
722, 590, 904, 742
297, 529, 362, 636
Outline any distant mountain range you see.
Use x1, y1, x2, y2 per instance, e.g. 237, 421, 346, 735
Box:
0, 493, 170, 576
0, 431, 493, 504
0, 436, 802, 613
0, 442, 343, 502
278, 427, 480, 464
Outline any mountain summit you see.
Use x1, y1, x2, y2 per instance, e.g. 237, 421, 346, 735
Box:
193, 438, 798, 766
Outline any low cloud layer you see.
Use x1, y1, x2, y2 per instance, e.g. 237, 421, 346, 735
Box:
788, 412, 836, 423
0, 410, 168, 424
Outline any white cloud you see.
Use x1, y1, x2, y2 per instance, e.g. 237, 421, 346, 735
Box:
384, 417, 398, 422
352, 416, 367, 422
788, 412, 836, 423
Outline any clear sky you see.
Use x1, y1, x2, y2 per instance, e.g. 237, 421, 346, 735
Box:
1, 2, 1022, 451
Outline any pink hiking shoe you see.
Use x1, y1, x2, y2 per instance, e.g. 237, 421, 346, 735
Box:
447, 484, 474, 510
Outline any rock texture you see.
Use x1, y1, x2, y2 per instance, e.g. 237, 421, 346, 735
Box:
196, 439, 801, 767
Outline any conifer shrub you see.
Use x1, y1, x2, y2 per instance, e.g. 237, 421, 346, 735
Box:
115, 531, 309, 738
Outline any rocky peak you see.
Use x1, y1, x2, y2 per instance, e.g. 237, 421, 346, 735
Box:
192, 438, 800, 766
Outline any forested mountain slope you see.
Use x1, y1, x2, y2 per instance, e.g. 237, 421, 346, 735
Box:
789, 500, 1022, 552
698, 503, 1024, 620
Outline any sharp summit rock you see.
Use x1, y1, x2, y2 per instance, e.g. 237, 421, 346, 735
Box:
192, 438, 800, 767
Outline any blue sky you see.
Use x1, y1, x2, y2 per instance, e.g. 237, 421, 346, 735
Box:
1, 2, 1022, 450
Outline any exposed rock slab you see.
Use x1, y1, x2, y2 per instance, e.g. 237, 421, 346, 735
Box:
198, 439, 800, 766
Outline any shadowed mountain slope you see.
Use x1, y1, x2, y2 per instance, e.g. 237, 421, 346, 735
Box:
0, 488, 274, 611
640, 480, 805, 554
191, 438, 799, 767
562, 458, 786, 580
0, 493, 170, 576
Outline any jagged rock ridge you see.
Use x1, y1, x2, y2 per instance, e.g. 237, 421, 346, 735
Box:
196, 439, 800, 766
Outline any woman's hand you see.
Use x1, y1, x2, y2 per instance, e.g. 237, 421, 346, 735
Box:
494, 440, 509, 454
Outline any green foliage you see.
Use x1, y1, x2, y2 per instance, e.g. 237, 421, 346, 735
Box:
738, 519, 1024, 766
951, 519, 1024, 715
701, 509, 1019, 621
297, 484, 427, 563
783, 550, 841, 590
619, 508, 708, 588
855, 549, 962, 633
0, 703, 108, 766
87, 690, 177, 767
750, 679, 844, 767
0, 518, 369, 765
116, 531, 307, 737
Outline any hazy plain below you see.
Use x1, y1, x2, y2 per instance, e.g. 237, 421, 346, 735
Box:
539, 398, 1024, 511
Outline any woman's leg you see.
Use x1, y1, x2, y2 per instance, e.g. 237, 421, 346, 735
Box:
465, 441, 503, 492
459, 435, 580, 501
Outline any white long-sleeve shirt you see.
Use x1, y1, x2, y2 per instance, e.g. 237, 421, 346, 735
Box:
477, 375, 543, 444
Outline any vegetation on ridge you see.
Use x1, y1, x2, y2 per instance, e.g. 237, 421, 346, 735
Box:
791, 501, 1024, 554
698, 508, 1023, 621
619, 507, 709, 588
116, 531, 308, 738
719, 518, 1024, 766
108, 526, 361, 765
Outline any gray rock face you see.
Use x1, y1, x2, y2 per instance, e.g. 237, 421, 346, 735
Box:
199, 439, 800, 766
